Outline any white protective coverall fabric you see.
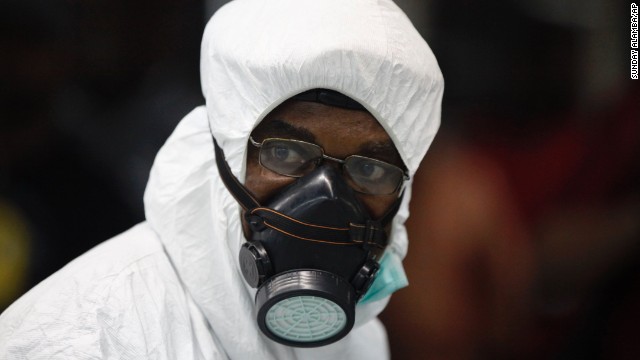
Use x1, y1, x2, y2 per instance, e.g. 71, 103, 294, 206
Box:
0, 0, 443, 359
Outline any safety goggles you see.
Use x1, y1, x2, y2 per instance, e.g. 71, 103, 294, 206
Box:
249, 137, 409, 195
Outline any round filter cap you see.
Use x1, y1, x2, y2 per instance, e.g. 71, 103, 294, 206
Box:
256, 270, 356, 347
265, 295, 347, 343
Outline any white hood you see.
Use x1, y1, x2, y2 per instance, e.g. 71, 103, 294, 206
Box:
144, 0, 443, 358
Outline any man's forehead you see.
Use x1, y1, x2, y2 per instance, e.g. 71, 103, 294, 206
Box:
251, 118, 315, 142
252, 100, 389, 142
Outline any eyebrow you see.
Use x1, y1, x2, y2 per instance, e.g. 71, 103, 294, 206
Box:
251, 119, 316, 143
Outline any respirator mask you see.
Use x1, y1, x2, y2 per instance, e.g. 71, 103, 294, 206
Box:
211, 90, 408, 347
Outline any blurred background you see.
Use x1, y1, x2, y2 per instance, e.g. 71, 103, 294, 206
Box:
1, 0, 638, 359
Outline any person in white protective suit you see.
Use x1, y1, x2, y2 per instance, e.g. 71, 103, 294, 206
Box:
0, 0, 443, 358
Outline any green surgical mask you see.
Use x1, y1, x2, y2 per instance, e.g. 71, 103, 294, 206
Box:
359, 251, 408, 304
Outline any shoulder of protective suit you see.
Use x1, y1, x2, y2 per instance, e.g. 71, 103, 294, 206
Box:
0, 223, 219, 359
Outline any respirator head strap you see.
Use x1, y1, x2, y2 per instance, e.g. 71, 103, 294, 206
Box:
348, 191, 404, 249
212, 136, 260, 211
251, 207, 387, 248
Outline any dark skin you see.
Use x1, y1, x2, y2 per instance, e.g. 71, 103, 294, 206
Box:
244, 99, 405, 230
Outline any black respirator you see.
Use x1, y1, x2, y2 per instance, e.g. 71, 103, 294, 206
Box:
212, 137, 402, 347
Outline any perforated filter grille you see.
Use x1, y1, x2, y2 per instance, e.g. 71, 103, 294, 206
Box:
265, 295, 347, 342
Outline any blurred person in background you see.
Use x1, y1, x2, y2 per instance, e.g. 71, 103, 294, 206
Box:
0, 0, 204, 312
0, 0, 139, 311
382, 0, 639, 359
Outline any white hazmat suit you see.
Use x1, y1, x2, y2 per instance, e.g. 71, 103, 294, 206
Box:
0, 0, 443, 358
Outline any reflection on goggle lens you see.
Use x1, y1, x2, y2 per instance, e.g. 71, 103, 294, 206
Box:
250, 137, 408, 195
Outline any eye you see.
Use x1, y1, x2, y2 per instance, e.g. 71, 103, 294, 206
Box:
344, 156, 404, 194
269, 143, 304, 164
260, 139, 322, 176
352, 160, 387, 181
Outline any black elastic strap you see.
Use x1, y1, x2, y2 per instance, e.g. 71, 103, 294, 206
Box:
292, 89, 366, 111
213, 137, 260, 210
348, 192, 403, 248
250, 207, 385, 249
